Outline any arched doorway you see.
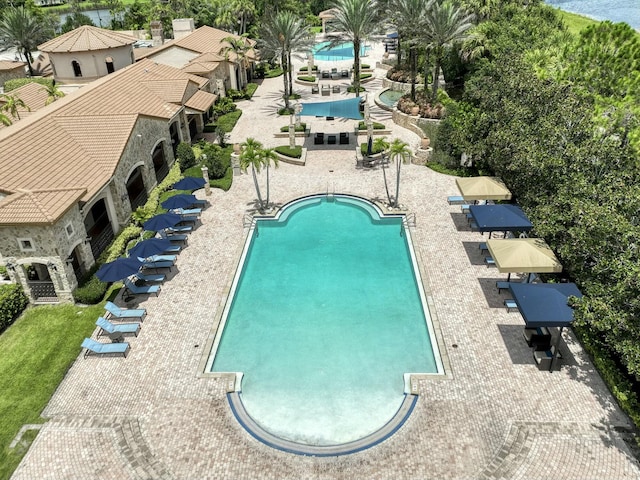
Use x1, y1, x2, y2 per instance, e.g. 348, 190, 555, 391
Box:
126, 166, 148, 210
72, 60, 82, 77
188, 117, 197, 141
169, 122, 180, 157
152, 142, 169, 183
83, 198, 114, 259
67, 244, 85, 284
24, 262, 57, 302
105, 56, 115, 74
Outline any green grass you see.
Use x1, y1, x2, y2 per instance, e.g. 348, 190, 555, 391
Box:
280, 123, 307, 132
357, 121, 385, 130
275, 145, 302, 158
556, 10, 600, 36
0, 303, 105, 479
216, 110, 242, 133
265, 67, 283, 78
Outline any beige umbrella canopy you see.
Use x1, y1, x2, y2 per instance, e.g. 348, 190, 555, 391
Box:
455, 176, 512, 201
487, 238, 563, 274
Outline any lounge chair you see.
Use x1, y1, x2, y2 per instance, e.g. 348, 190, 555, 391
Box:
332, 85, 340, 93
339, 132, 349, 144
314, 132, 324, 145
479, 242, 488, 252
484, 256, 495, 266
321, 84, 330, 96
159, 231, 188, 244
141, 260, 173, 272
145, 254, 176, 263
163, 244, 182, 254
327, 134, 337, 145
173, 207, 201, 216
81, 338, 130, 359
311, 85, 319, 94
533, 346, 558, 371
341, 69, 349, 78
104, 301, 146, 322
166, 225, 192, 233
124, 278, 160, 296
96, 316, 140, 339
178, 215, 199, 224
135, 272, 166, 283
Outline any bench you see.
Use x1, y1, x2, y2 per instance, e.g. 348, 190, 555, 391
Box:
461, 204, 471, 213
447, 195, 464, 205
504, 299, 518, 312
496, 281, 511, 293
479, 242, 488, 252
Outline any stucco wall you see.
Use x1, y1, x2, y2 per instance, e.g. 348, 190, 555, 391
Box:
50, 45, 135, 83
0, 66, 26, 89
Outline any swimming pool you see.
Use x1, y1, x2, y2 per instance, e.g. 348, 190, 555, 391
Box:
313, 41, 370, 61
207, 195, 442, 451
378, 89, 404, 107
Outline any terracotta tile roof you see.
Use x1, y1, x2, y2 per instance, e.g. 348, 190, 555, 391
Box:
0, 82, 51, 127
0, 60, 26, 71
181, 61, 220, 74
38, 25, 137, 53
0, 187, 86, 224
0, 59, 213, 225
184, 90, 217, 112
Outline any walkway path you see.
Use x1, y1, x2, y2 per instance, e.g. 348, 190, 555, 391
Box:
11, 41, 640, 480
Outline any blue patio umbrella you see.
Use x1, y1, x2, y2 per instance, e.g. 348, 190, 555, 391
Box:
96, 257, 143, 282
161, 194, 198, 210
129, 238, 173, 259
172, 177, 206, 191
143, 212, 182, 231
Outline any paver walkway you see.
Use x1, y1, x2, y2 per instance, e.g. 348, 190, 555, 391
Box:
11, 41, 640, 480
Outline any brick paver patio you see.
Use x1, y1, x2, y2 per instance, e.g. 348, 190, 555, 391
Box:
11, 42, 640, 479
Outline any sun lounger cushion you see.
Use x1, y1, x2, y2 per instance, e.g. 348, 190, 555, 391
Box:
504, 299, 518, 311
447, 195, 464, 205
96, 316, 140, 337
124, 278, 160, 296
104, 301, 146, 321
82, 337, 130, 358
135, 272, 165, 283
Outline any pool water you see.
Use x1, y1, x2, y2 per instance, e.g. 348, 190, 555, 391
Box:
379, 90, 404, 107
313, 41, 370, 61
210, 196, 440, 446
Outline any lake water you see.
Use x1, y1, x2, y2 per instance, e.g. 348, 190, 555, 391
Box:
545, 0, 639, 29
58, 9, 116, 28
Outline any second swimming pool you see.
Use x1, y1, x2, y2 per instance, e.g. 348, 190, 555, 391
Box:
208, 195, 442, 448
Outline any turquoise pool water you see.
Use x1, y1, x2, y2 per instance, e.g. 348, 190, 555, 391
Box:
313, 41, 370, 61
379, 90, 404, 107
209, 196, 440, 446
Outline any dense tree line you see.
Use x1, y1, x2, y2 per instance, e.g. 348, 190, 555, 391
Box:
438, 2, 640, 397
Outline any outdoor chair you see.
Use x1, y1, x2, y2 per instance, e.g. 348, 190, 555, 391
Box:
341, 69, 349, 78
96, 316, 140, 339
82, 338, 130, 359
104, 301, 146, 322
484, 256, 495, 266
504, 298, 518, 312
321, 84, 331, 96
311, 85, 319, 94
327, 134, 337, 145
314, 132, 324, 144
447, 195, 465, 204
321, 70, 330, 79
496, 281, 512, 293
145, 254, 177, 263
330, 68, 339, 80
363, 157, 377, 168
533, 346, 559, 371
134, 271, 166, 283
339, 132, 349, 144
523, 327, 551, 348
124, 278, 161, 296
159, 231, 188, 244
162, 244, 182, 254
141, 260, 174, 272
166, 224, 192, 233
332, 85, 340, 94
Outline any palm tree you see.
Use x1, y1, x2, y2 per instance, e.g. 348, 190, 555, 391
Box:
386, 138, 412, 208
388, 0, 431, 101
0, 112, 11, 126
221, 35, 253, 90
327, 0, 379, 97
259, 11, 313, 110
239, 138, 279, 213
0, 6, 52, 77
422, 0, 475, 101
0, 93, 29, 121
42, 82, 65, 105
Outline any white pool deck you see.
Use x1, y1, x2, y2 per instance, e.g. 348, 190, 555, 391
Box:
11, 41, 640, 479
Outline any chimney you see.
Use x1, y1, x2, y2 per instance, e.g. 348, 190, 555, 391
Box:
172, 18, 195, 40
150, 21, 164, 46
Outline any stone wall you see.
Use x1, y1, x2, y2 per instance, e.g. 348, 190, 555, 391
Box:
0, 65, 26, 90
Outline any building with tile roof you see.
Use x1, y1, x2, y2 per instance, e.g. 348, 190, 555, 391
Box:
136, 25, 257, 96
0, 82, 53, 127
38, 26, 137, 84
0, 60, 27, 89
0, 58, 216, 303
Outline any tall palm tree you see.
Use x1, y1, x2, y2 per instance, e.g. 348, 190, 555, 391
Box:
0, 93, 29, 121
239, 138, 279, 213
327, 0, 379, 97
42, 82, 65, 105
388, 0, 431, 101
259, 11, 313, 110
0, 6, 52, 77
422, 0, 475, 101
221, 35, 253, 89
386, 138, 412, 208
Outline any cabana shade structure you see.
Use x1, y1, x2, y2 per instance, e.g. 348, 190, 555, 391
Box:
299, 97, 363, 120
455, 176, 512, 201
469, 204, 533, 238
487, 238, 562, 281
508, 282, 583, 371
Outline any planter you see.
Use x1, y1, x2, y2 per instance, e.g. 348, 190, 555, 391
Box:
411, 106, 420, 116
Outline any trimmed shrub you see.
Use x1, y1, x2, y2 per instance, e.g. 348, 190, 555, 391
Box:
213, 97, 237, 117
176, 142, 196, 171
4, 77, 53, 92
211, 167, 233, 191
360, 73, 372, 80
360, 142, 385, 155
297, 76, 316, 83
275, 145, 302, 158
0, 284, 29, 331
216, 110, 242, 133
357, 121, 385, 130
0, 265, 7, 280
280, 123, 307, 132
244, 83, 258, 98
72, 273, 108, 305
298, 66, 318, 72
347, 85, 366, 93
202, 144, 230, 179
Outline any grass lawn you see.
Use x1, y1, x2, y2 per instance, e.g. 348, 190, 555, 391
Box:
0, 302, 105, 480
556, 10, 600, 35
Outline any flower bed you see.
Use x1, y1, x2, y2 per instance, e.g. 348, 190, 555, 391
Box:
397, 92, 444, 119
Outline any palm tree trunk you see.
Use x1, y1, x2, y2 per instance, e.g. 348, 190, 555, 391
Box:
23, 48, 34, 76
394, 157, 402, 208
265, 163, 270, 209
382, 156, 392, 206
287, 52, 294, 102
410, 46, 416, 101
431, 49, 441, 102
281, 53, 290, 109
353, 38, 361, 97
251, 165, 265, 212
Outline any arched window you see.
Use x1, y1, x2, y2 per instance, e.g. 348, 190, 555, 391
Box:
105, 56, 114, 74
72, 60, 82, 77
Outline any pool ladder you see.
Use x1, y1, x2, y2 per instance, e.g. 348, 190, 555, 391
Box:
401, 213, 416, 236
243, 213, 256, 228
326, 183, 336, 202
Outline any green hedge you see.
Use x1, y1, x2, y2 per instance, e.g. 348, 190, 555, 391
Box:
297, 76, 316, 83
280, 123, 307, 132
216, 110, 242, 133
4, 78, 53, 92
357, 121, 385, 130
210, 167, 233, 191
275, 145, 302, 158
360, 73, 372, 80
0, 284, 29, 332
299, 66, 318, 72
360, 142, 385, 155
